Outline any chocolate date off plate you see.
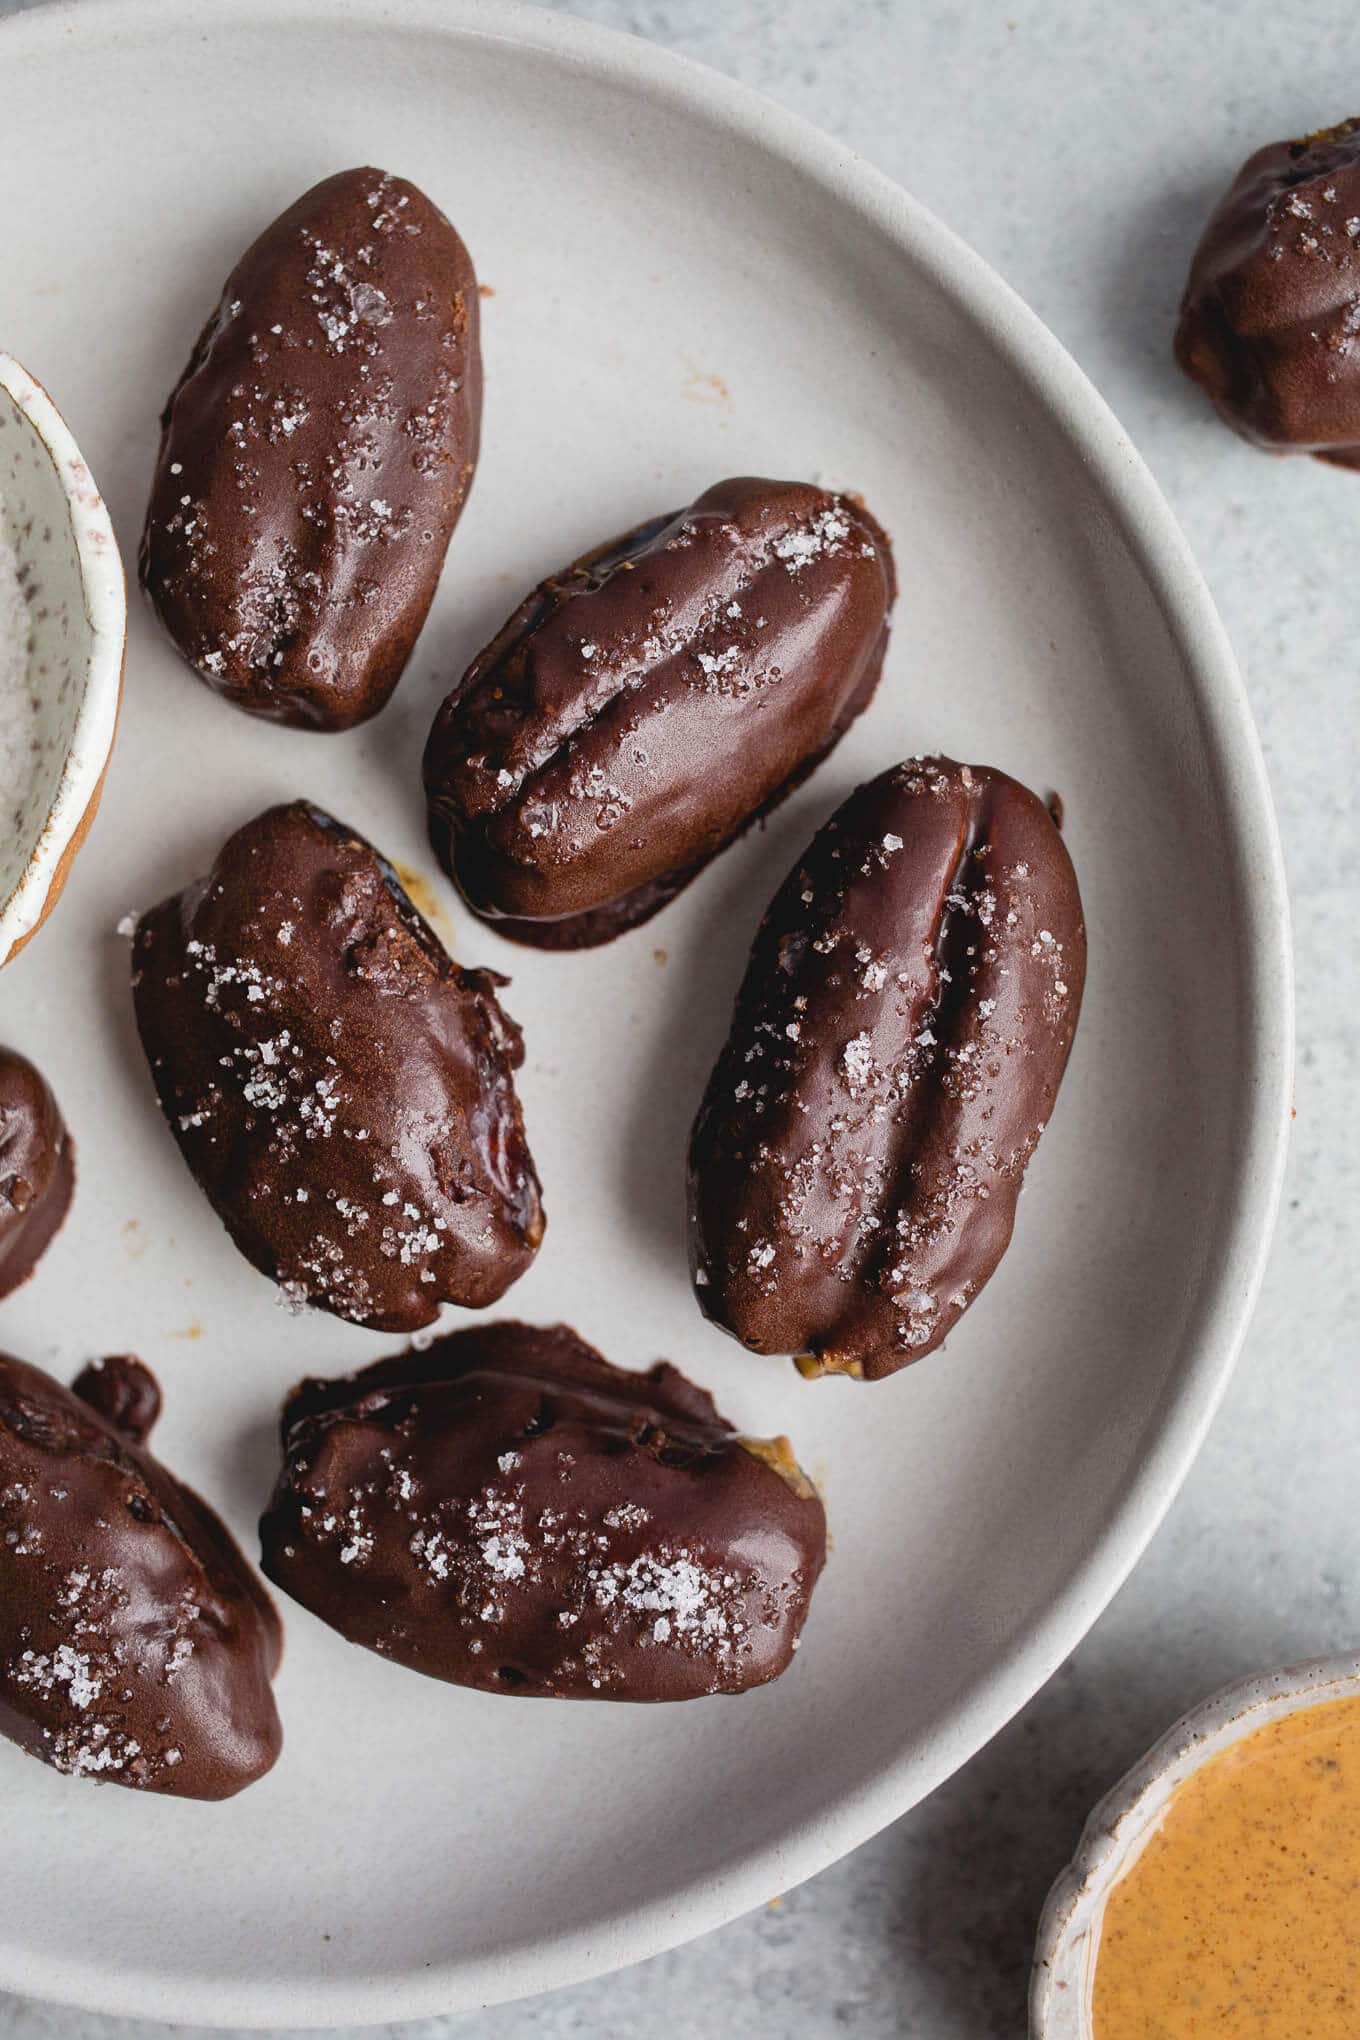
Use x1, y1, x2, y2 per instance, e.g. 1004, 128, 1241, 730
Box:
0, 0, 1289, 2024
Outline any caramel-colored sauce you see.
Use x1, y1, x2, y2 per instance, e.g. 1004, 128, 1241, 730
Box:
1093, 1691, 1360, 2038
393, 862, 455, 949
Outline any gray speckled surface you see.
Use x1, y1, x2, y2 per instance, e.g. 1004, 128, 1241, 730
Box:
0, 0, 1353, 2034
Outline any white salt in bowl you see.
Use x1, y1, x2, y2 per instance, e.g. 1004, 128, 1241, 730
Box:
0, 355, 125, 967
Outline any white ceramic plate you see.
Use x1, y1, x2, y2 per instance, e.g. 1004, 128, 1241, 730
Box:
0, 0, 1291, 2023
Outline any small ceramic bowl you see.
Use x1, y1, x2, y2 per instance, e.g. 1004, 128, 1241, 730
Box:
0, 355, 125, 968
1031, 1650, 1360, 2036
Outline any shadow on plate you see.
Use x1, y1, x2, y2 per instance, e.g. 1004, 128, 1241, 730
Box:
615, 775, 862, 1273
868, 1623, 1313, 2033
222, 1406, 283, 1532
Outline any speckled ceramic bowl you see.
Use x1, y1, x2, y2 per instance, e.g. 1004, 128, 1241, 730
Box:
0, 355, 125, 967
1031, 1651, 1360, 2036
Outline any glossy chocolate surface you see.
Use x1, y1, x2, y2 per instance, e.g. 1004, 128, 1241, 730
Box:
1176, 119, 1360, 464
70, 1355, 162, 1447
141, 167, 482, 728
0, 1354, 281, 1798
131, 802, 543, 1331
688, 758, 1085, 1380
260, 1321, 826, 1700
423, 476, 896, 946
0, 1047, 73, 1298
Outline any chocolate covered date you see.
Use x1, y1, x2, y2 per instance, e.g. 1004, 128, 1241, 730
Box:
1176, 119, 1360, 464
141, 167, 482, 729
260, 1321, 826, 1700
0, 1047, 73, 1297
0, 1354, 282, 1798
423, 476, 895, 947
688, 758, 1085, 1380
131, 802, 543, 1331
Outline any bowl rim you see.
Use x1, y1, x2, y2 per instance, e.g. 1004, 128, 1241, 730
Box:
0, 0, 1294, 2023
1029, 1651, 1360, 2037
0, 351, 127, 965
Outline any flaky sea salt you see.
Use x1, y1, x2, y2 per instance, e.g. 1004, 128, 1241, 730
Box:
14, 1642, 102, 1711
772, 505, 852, 571
842, 1031, 875, 1092
587, 1548, 744, 1654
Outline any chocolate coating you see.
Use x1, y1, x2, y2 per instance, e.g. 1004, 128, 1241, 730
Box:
0, 1048, 73, 1297
423, 477, 896, 947
260, 1322, 826, 1700
688, 758, 1085, 1380
1175, 119, 1360, 463
131, 802, 543, 1331
70, 1355, 162, 1446
141, 167, 482, 728
0, 1354, 282, 1798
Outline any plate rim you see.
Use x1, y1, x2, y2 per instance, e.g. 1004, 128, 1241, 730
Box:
0, 0, 1294, 2023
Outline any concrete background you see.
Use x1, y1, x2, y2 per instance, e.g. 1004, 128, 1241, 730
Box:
1, 0, 1356, 2033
